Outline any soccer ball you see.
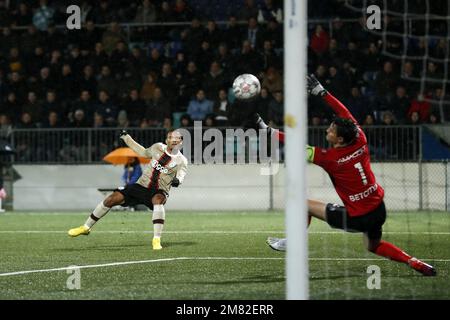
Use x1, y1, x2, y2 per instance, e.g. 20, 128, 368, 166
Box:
232, 74, 261, 100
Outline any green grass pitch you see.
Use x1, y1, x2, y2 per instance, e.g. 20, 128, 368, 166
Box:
0, 211, 448, 299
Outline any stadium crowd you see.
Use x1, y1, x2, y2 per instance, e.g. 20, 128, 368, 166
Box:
0, 0, 448, 151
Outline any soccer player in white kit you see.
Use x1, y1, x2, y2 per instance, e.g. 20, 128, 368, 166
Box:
68, 130, 188, 250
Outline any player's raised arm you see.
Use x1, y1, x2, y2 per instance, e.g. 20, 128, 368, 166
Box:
119, 130, 148, 158
307, 74, 358, 124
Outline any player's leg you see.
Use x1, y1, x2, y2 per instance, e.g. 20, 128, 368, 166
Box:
266, 199, 319, 251
151, 192, 167, 250
364, 232, 436, 276
363, 202, 436, 276
68, 191, 125, 237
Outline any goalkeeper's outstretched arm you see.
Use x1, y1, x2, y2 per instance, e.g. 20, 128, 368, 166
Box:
119, 130, 148, 158
254, 113, 317, 162
307, 74, 358, 124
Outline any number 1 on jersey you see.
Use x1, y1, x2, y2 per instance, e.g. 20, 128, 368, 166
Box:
354, 162, 368, 185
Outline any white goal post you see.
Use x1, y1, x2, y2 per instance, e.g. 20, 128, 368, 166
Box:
284, 0, 309, 299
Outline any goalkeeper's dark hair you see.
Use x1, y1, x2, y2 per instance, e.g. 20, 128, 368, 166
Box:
332, 117, 358, 145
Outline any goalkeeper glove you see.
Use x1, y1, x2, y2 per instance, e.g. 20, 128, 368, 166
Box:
171, 177, 180, 187
119, 129, 128, 139
307, 74, 327, 97
253, 113, 273, 134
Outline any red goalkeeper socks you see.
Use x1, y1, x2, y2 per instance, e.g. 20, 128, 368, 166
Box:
372, 240, 411, 263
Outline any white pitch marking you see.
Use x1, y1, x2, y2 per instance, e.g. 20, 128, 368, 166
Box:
0, 257, 448, 277
0, 230, 449, 235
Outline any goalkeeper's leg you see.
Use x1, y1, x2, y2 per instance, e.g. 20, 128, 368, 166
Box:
68, 192, 123, 237
365, 234, 436, 276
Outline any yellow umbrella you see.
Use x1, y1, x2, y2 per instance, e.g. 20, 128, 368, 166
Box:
103, 147, 150, 165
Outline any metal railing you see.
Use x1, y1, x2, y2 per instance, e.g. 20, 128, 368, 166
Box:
5, 125, 425, 164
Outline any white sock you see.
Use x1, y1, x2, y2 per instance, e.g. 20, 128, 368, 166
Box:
84, 201, 111, 228
152, 204, 165, 238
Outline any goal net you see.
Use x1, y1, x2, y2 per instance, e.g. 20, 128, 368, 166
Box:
303, 0, 449, 299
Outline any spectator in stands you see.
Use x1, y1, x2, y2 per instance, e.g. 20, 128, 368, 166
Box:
21, 25, 43, 57
95, 90, 118, 127
310, 24, 330, 57
408, 93, 431, 123
238, 0, 259, 21
12, 2, 32, 26
42, 110, 61, 129
93, 112, 105, 128
263, 17, 283, 49
345, 87, 367, 123
70, 109, 90, 128
35, 67, 55, 99
204, 114, 215, 128
0, 28, 17, 58
78, 65, 97, 96
380, 111, 398, 159
428, 113, 440, 125
117, 110, 130, 128
203, 61, 227, 100
58, 63, 78, 101
179, 113, 192, 127
90, 43, 109, 74
325, 65, 349, 100
256, 87, 271, 121
97, 65, 117, 97
374, 61, 398, 99
0, 114, 12, 138
173, 0, 193, 22
70, 90, 94, 124
92, 0, 116, 24
213, 89, 232, 125
122, 157, 142, 186
215, 43, 233, 76
176, 61, 202, 110
7, 47, 24, 74
79, 20, 101, 51
204, 20, 223, 49
1, 92, 20, 124
187, 89, 213, 121
123, 89, 146, 126
43, 23, 66, 52
42, 90, 61, 119
144, 87, 171, 127
110, 41, 130, 76
268, 90, 284, 126
244, 17, 263, 49
261, 40, 282, 71
22, 91, 43, 125
15, 112, 36, 161
16, 112, 37, 129
102, 22, 127, 55
128, 46, 148, 77
262, 67, 283, 94
148, 48, 166, 75
32, 0, 55, 31
258, 0, 283, 23
134, 0, 157, 24
389, 86, 411, 124
224, 16, 242, 50
140, 72, 158, 102
157, 63, 177, 104
159, 1, 174, 22
117, 71, 141, 101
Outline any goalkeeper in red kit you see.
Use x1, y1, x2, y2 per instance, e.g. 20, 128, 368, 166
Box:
259, 74, 436, 276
